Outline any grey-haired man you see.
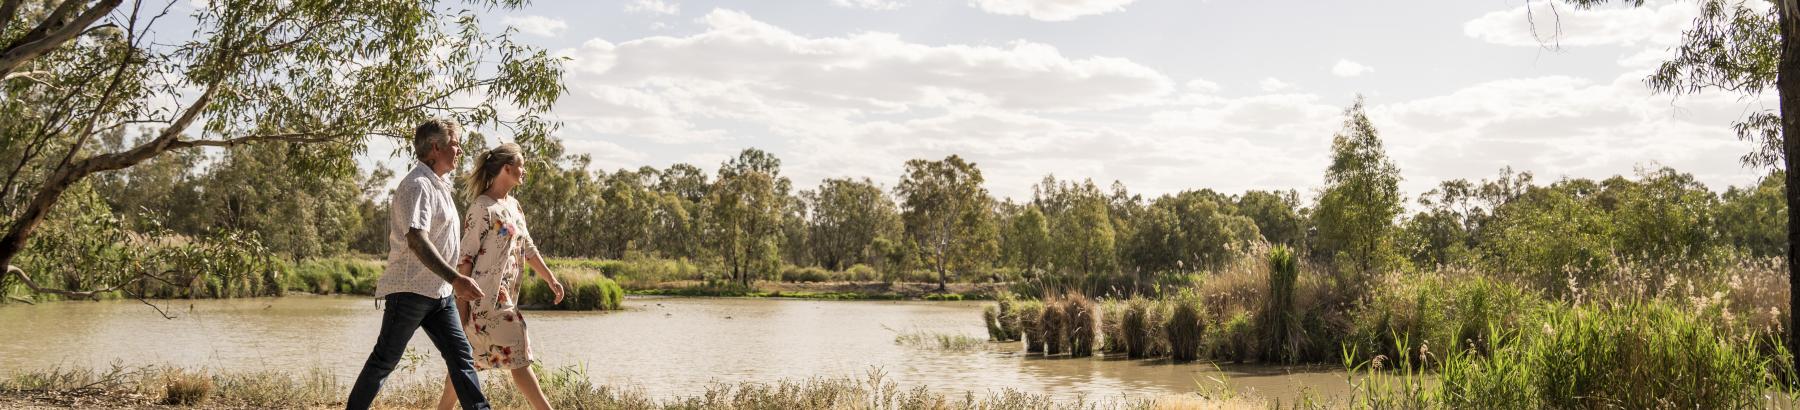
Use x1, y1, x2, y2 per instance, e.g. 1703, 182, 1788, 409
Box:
346, 119, 490, 410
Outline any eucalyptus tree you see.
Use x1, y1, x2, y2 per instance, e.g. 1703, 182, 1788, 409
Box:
0, 0, 565, 298
808, 178, 901, 271
897, 155, 998, 291
704, 149, 789, 286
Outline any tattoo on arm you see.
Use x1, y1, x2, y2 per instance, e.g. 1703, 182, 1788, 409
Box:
406, 228, 461, 283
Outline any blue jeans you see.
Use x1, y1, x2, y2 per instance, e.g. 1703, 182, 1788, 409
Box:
346, 292, 489, 410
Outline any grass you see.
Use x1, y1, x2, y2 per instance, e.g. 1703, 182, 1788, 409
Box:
1260, 245, 1300, 363
1099, 299, 1128, 355
520, 268, 625, 311
892, 328, 987, 352
1120, 297, 1167, 359
1041, 298, 1068, 355
159, 368, 212, 405
1067, 292, 1097, 358
1017, 300, 1046, 354
281, 257, 384, 296
1165, 292, 1204, 362
0, 365, 1233, 409
972, 244, 1800, 409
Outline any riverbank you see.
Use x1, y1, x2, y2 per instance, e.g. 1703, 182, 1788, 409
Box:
0, 365, 1248, 409
627, 280, 999, 300
3, 255, 1005, 306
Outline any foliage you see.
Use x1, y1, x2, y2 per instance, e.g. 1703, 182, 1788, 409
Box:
897, 155, 999, 290
1313, 97, 1404, 276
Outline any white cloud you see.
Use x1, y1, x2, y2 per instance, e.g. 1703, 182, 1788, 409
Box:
1463, 0, 1696, 48
1331, 59, 1374, 77
1259, 77, 1295, 92
527, 8, 1760, 203
1183, 78, 1221, 93
833, 0, 905, 11
625, 0, 680, 15
500, 15, 568, 38
1371, 72, 1766, 196
567, 9, 1172, 112
970, 0, 1138, 22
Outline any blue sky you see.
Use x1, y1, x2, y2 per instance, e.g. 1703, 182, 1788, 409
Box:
355, 0, 1773, 202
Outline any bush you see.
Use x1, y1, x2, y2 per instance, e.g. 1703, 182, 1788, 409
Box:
1040, 298, 1068, 355
1016, 300, 1046, 353
161, 369, 213, 405
1259, 245, 1300, 362
780, 266, 833, 283
845, 264, 881, 282
1206, 312, 1256, 363
1098, 299, 1127, 355
1065, 292, 1096, 357
283, 257, 384, 295
982, 292, 1022, 342
983, 306, 1006, 342
522, 270, 624, 311
1348, 272, 1540, 367
547, 256, 706, 290
1121, 297, 1167, 359
1166, 293, 1205, 362
1438, 301, 1777, 409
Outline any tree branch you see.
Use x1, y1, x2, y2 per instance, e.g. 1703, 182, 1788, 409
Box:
6, 264, 125, 300
0, 0, 125, 78
167, 132, 343, 149
0, 0, 25, 37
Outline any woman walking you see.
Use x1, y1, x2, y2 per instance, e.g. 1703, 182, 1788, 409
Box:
437, 143, 565, 410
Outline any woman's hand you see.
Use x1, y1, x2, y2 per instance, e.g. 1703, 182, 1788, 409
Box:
549, 280, 565, 305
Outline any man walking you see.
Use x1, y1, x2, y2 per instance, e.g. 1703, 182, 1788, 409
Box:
346, 119, 491, 410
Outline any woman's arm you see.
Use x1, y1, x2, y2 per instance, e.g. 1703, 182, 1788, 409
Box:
527, 254, 563, 304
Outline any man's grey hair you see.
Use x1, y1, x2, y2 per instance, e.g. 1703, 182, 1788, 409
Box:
413, 118, 460, 163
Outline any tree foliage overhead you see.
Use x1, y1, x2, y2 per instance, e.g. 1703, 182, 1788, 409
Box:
0, 0, 565, 298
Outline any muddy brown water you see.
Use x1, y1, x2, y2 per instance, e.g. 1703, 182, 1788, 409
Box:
0, 295, 1351, 402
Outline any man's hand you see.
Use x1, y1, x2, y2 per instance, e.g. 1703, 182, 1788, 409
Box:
451, 275, 484, 302
549, 281, 565, 304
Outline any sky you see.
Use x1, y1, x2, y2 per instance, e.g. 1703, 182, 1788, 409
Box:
357, 0, 1776, 203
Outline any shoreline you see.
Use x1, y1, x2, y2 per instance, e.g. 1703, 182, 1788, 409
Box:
0, 365, 1249, 410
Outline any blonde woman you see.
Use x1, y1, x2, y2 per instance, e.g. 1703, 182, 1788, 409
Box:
437, 143, 565, 410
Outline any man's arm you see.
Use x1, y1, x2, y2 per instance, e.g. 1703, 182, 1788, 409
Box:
408, 227, 483, 300
406, 227, 461, 283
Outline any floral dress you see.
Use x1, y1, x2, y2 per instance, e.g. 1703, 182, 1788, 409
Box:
456, 194, 542, 371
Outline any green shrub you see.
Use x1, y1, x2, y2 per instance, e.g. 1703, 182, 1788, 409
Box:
1016, 300, 1046, 353
845, 264, 881, 282
522, 270, 624, 311
283, 257, 384, 295
1348, 273, 1540, 367
1066, 292, 1096, 358
1121, 297, 1168, 359
1206, 311, 1256, 363
983, 306, 1006, 342
1099, 299, 1127, 355
547, 256, 708, 290
1438, 302, 1776, 409
923, 293, 964, 301
780, 266, 833, 283
983, 292, 1022, 342
996, 291, 1022, 341
1040, 298, 1067, 355
1260, 245, 1300, 363
1166, 293, 1204, 362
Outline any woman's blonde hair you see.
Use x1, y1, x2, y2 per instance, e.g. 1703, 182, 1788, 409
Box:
466, 143, 524, 200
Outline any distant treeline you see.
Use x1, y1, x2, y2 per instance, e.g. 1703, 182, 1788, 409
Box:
21, 101, 1786, 296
